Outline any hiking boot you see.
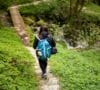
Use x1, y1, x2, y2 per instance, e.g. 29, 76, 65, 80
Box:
42, 73, 47, 79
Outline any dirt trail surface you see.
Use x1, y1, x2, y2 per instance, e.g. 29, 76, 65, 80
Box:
9, 6, 29, 46
9, 0, 60, 89
9, 0, 48, 46
26, 47, 60, 90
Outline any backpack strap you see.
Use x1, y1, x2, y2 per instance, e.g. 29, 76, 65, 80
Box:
35, 34, 41, 41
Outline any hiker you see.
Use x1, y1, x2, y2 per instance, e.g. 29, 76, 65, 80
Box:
33, 26, 56, 79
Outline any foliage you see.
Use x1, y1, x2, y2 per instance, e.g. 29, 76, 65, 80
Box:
36, 19, 47, 26
0, 0, 33, 10
50, 43, 100, 90
20, 0, 57, 16
62, 1, 100, 47
84, 3, 100, 20
69, 0, 87, 17
19, 0, 69, 24
25, 25, 35, 46
63, 15, 100, 46
91, 0, 100, 5
48, 24, 64, 41
20, 0, 100, 47
23, 16, 35, 25
0, 27, 38, 90
0, 20, 3, 27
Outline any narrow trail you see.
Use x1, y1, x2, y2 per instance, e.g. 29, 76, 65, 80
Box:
26, 47, 60, 90
9, 6, 29, 46
9, 1, 60, 90
9, 0, 48, 46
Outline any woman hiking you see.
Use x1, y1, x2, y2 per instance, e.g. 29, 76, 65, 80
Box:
33, 26, 56, 79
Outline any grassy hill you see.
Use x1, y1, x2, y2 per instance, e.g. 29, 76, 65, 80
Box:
84, 3, 100, 19
0, 0, 99, 90
0, 0, 33, 10
50, 43, 100, 90
0, 27, 38, 90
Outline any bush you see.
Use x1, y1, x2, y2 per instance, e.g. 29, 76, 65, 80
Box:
63, 13, 100, 47
20, 0, 69, 24
20, 0, 100, 47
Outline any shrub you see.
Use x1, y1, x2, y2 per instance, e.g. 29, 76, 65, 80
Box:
20, 0, 69, 24
63, 13, 100, 47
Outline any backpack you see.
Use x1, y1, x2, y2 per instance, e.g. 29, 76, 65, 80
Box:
36, 38, 52, 60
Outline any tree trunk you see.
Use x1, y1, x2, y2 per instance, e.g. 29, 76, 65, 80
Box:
69, 0, 86, 17
69, 0, 73, 17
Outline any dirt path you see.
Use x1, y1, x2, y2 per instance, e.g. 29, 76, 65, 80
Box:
26, 47, 60, 90
9, 1, 60, 90
8, 1, 100, 90
9, 6, 29, 46
9, 0, 48, 46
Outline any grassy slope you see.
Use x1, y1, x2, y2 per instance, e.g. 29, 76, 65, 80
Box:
19, 1, 100, 18
0, 27, 38, 90
83, 3, 100, 20
84, 3, 100, 18
50, 44, 100, 90
0, 0, 33, 10
25, 26, 35, 46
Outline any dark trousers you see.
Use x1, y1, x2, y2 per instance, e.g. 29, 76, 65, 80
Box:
38, 58, 47, 74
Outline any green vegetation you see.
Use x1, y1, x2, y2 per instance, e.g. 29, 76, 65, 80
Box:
0, 0, 33, 10
50, 43, 100, 90
26, 26, 35, 46
20, 0, 58, 21
20, 0, 100, 46
0, 0, 100, 90
84, 3, 100, 19
19, 0, 69, 23
0, 27, 38, 90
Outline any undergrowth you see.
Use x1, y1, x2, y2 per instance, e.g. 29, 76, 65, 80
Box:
50, 43, 100, 90
0, 27, 38, 90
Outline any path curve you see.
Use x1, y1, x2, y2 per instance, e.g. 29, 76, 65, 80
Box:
9, 0, 48, 46
9, 0, 60, 90
9, 6, 29, 46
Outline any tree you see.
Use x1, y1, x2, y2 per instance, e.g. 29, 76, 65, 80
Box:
69, 0, 86, 17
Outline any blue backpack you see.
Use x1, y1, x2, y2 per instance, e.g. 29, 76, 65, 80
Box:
36, 39, 52, 60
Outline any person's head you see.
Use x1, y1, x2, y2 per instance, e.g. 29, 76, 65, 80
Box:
39, 26, 49, 39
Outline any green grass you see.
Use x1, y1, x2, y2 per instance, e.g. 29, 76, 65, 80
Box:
0, 27, 38, 90
50, 43, 100, 90
83, 3, 100, 19
0, 0, 33, 10
86, 3, 100, 14
25, 26, 34, 46
19, 1, 56, 16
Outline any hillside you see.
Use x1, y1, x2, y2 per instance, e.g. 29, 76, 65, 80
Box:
0, 0, 100, 90
50, 43, 100, 90
0, 27, 38, 90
